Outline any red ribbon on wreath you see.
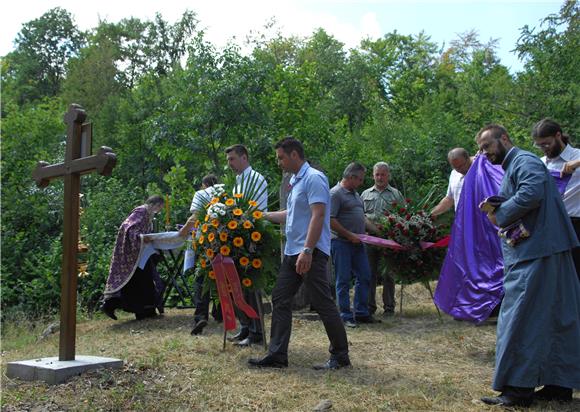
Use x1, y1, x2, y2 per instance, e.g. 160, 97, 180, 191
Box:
211, 254, 259, 331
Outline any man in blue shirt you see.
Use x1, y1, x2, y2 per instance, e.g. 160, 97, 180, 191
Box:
248, 137, 350, 370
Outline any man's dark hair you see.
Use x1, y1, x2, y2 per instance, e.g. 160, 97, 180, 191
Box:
342, 162, 366, 178
202, 174, 218, 187
225, 144, 249, 159
275, 136, 305, 159
146, 195, 164, 206
476, 124, 510, 141
532, 118, 570, 145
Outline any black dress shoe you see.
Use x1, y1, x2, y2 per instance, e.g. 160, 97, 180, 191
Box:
248, 355, 288, 368
312, 358, 352, 370
234, 337, 263, 347
481, 395, 533, 407
135, 310, 157, 320
534, 385, 573, 402
191, 319, 208, 335
227, 329, 249, 342
100, 302, 117, 320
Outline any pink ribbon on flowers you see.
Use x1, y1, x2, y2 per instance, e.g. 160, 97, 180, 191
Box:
419, 235, 451, 249
357, 234, 451, 251
357, 234, 407, 250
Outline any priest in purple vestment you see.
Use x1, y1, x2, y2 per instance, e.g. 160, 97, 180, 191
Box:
434, 154, 505, 323
101, 195, 165, 320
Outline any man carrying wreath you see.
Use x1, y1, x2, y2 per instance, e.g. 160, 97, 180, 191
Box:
225, 144, 268, 347
249, 137, 350, 370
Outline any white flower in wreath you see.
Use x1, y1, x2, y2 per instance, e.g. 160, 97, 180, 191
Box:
207, 184, 226, 197
208, 202, 227, 218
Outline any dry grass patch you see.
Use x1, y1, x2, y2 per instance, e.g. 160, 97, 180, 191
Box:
2, 283, 579, 411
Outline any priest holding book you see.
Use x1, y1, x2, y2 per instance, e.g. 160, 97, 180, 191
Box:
476, 124, 580, 407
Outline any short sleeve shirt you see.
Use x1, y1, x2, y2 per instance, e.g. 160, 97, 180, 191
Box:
330, 183, 366, 237
360, 185, 404, 219
285, 162, 331, 256
190, 187, 213, 213
235, 166, 268, 211
446, 169, 465, 211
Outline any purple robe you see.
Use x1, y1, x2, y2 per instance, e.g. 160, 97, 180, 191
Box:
434, 155, 505, 323
104, 205, 151, 295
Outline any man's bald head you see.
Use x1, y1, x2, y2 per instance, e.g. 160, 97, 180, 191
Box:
447, 148, 471, 175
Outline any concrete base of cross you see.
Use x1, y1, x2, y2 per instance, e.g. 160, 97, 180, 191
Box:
6, 355, 123, 385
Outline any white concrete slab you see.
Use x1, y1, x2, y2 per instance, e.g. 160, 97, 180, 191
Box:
6, 355, 123, 385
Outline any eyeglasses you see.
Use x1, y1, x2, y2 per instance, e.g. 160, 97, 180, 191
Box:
533, 137, 554, 149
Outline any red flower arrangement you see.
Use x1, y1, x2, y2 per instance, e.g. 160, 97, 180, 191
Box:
376, 196, 448, 284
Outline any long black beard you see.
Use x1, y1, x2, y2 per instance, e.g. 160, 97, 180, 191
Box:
547, 141, 565, 159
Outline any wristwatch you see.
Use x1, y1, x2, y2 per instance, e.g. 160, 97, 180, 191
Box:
303, 247, 313, 255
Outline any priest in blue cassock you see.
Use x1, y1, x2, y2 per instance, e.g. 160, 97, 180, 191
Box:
475, 124, 580, 407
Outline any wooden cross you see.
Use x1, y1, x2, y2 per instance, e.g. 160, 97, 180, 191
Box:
32, 104, 116, 361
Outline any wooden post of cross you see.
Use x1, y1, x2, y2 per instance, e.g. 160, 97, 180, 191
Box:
32, 104, 117, 361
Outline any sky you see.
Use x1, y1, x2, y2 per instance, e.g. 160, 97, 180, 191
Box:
0, 0, 564, 73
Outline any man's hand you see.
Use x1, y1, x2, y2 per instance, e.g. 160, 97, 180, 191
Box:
142, 235, 153, 243
348, 232, 361, 244
487, 212, 498, 226
561, 159, 580, 176
296, 252, 313, 275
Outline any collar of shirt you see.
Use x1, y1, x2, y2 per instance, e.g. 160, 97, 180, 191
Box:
290, 162, 310, 186
502, 147, 517, 169
236, 166, 254, 182
337, 182, 356, 194
547, 144, 577, 164
370, 185, 395, 194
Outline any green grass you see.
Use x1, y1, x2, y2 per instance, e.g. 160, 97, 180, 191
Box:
2, 283, 578, 411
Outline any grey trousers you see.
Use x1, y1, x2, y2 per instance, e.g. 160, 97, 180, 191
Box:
268, 250, 349, 362
367, 246, 395, 313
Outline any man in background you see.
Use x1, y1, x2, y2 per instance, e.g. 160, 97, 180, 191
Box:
532, 118, 580, 281
225, 144, 268, 347
431, 148, 473, 218
361, 162, 404, 317
180, 174, 220, 335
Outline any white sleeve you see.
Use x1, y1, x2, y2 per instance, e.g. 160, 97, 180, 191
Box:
190, 191, 205, 213
445, 172, 454, 199
257, 174, 269, 211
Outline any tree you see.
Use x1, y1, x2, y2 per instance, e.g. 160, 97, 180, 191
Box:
513, 0, 580, 138
2, 8, 84, 105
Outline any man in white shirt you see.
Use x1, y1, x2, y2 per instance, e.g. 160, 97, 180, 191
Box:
181, 174, 221, 335
431, 148, 473, 217
226, 145, 268, 212
225, 144, 269, 346
532, 118, 580, 282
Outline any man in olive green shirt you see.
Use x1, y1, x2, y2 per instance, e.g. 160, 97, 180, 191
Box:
361, 162, 404, 316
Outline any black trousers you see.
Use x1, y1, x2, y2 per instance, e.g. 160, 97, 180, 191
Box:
236, 289, 263, 339
193, 275, 210, 322
571, 217, 580, 282
193, 275, 221, 323
268, 249, 349, 362
106, 259, 159, 317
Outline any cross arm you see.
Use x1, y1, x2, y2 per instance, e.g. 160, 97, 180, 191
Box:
32, 161, 67, 188
70, 146, 117, 176
32, 147, 117, 188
